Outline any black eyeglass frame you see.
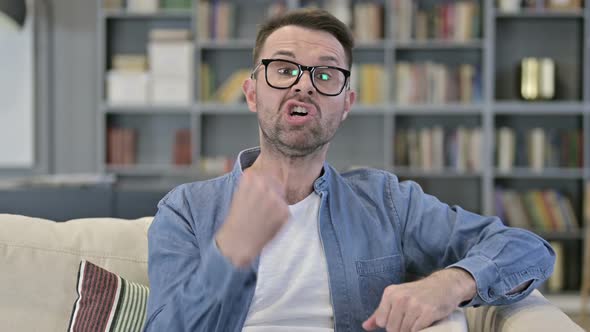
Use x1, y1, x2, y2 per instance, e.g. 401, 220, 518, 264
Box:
251, 58, 351, 97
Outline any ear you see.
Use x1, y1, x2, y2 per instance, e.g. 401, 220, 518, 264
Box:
341, 89, 356, 121
243, 78, 257, 113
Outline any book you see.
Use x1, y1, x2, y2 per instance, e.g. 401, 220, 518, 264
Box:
497, 127, 515, 172
107, 71, 150, 105
173, 129, 192, 165
547, 0, 582, 10
521, 58, 540, 100
148, 41, 194, 77
149, 29, 191, 42
160, 0, 191, 10
112, 54, 148, 72
151, 76, 192, 105
107, 127, 137, 165
502, 190, 532, 229
528, 128, 545, 172
548, 241, 565, 292
103, 0, 123, 10
200, 63, 213, 101
198, 0, 210, 40
127, 0, 158, 13
359, 64, 384, 105
214, 69, 250, 104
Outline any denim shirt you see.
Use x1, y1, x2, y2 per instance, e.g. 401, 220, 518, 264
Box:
145, 147, 555, 332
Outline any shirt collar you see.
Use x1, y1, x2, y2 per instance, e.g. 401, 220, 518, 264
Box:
230, 147, 331, 192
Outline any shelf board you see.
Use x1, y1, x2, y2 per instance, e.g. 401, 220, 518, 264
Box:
493, 101, 584, 114
534, 231, 584, 240
102, 104, 192, 114
391, 167, 483, 179
494, 167, 584, 179
355, 40, 391, 49
199, 39, 255, 49
102, 10, 192, 19
495, 8, 584, 19
106, 164, 200, 176
350, 105, 388, 114
395, 103, 483, 115
198, 103, 251, 114
396, 39, 483, 50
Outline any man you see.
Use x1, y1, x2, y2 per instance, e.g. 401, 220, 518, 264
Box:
145, 8, 554, 332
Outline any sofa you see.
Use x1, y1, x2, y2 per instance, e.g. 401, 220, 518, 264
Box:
0, 214, 583, 331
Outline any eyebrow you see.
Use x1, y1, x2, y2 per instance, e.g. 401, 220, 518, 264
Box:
269, 50, 341, 66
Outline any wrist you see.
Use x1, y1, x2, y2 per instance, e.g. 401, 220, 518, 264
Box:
215, 230, 254, 268
449, 268, 477, 304
434, 268, 477, 305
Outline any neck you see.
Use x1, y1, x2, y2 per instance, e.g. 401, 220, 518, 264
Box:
249, 143, 327, 205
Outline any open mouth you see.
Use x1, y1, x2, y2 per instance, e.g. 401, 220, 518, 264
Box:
289, 106, 309, 117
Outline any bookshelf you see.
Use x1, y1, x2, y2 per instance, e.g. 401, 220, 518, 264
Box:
98, 0, 589, 296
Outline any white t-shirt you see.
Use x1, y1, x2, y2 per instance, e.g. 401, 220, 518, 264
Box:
242, 192, 334, 332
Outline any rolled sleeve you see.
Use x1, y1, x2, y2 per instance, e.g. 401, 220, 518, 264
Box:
392, 177, 555, 307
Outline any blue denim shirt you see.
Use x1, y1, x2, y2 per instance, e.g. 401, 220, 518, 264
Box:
145, 147, 555, 332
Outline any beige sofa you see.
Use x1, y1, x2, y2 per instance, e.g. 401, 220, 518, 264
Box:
0, 214, 583, 331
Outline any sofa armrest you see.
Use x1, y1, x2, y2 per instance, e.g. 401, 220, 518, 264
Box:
464, 289, 583, 332
421, 309, 468, 332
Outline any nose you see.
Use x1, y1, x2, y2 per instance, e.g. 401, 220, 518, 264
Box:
293, 70, 315, 96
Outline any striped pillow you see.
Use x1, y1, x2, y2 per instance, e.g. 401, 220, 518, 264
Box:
68, 260, 149, 332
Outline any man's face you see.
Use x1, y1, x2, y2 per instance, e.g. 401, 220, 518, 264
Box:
243, 25, 356, 157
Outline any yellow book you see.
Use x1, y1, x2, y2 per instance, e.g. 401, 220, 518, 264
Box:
200, 63, 211, 101
214, 69, 250, 104
548, 241, 564, 292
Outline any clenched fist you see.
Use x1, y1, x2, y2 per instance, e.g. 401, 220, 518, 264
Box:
215, 169, 290, 268
362, 268, 476, 332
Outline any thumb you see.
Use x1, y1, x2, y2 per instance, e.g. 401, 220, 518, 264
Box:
362, 312, 379, 331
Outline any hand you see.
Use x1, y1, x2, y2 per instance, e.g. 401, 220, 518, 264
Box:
362, 268, 476, 332
215, 169, 290, 268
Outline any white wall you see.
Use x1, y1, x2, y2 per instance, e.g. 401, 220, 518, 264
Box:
0, 2, 34, 168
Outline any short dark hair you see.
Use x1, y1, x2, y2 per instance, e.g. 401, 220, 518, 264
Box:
253, 8, 354, 68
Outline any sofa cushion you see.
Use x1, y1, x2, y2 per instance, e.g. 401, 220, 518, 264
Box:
464, 289, 584, 332
0, 214, 153, 332
69, 260, 149, 332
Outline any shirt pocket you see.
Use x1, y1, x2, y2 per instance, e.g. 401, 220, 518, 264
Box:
356, 254, 403, 316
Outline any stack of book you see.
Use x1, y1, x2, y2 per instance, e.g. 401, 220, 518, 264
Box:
396, 62, 481, 104
496, 127, 583, 172
352, 2, 384, 42
198, 0, 287, 41
107, 55, 149, 105
495, 188, 579, 232
148, 29, 194, 105
394, 126, 482, 172
350, 63, 385, 105
106, 127, 137, 165
125, 0, 159, 13
198, 0, 236, 41
173, 129, 192, 165
394, 0, 481, 42
105, 0, 191, 12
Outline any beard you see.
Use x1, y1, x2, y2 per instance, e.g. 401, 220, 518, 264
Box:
257, 95, 344, 158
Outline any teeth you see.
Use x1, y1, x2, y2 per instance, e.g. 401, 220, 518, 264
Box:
291, 106, 308, 115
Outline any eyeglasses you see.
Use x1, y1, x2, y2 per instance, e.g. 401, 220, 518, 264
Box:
251, 58, 351, 96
